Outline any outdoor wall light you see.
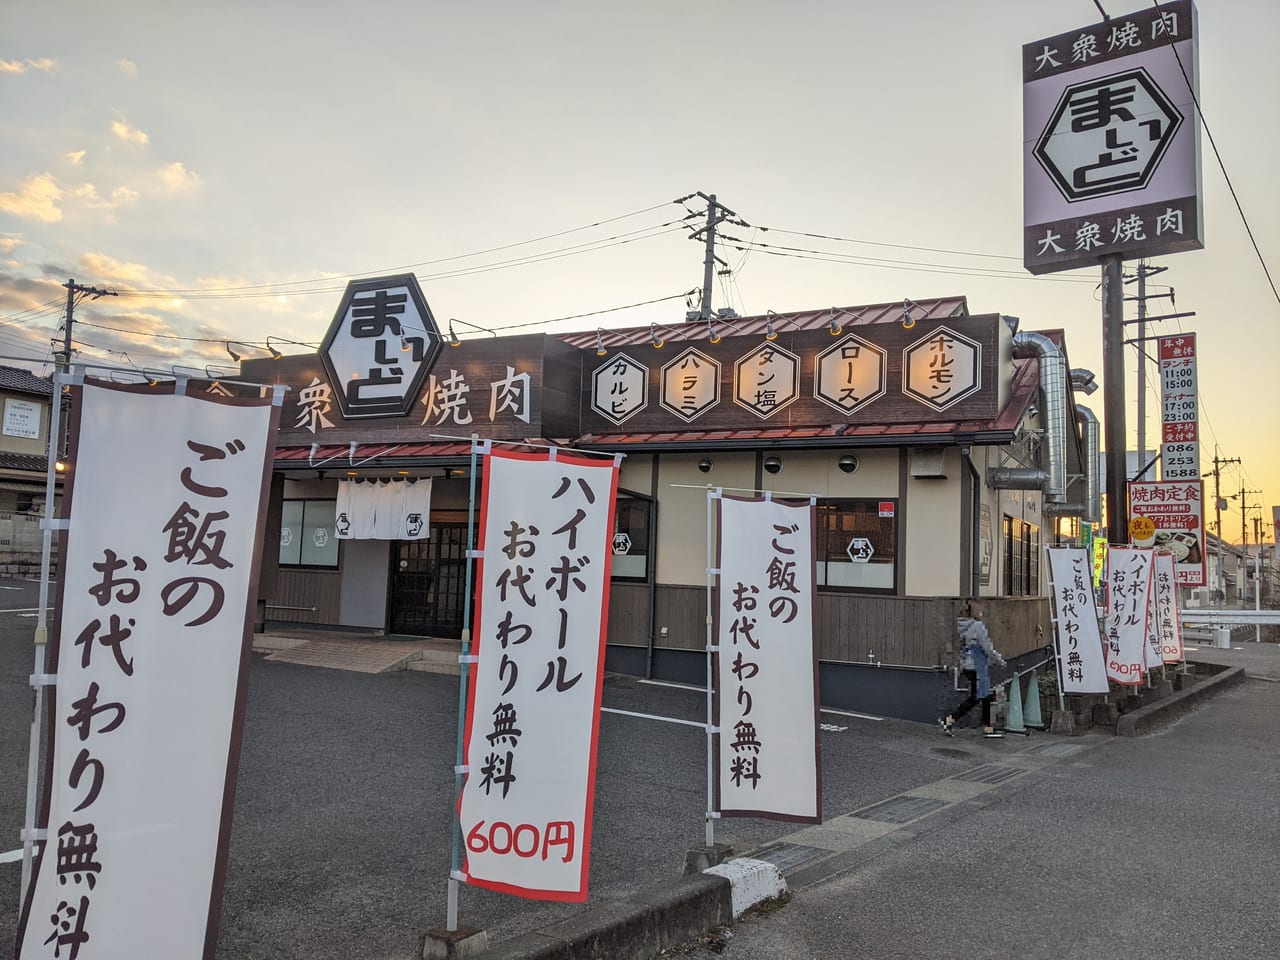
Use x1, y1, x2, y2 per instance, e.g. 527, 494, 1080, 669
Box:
902, 299, 921, 330
698, 458, 713, 474
706, 317, 721, 345
224, 341, 241, 362
448, 320, 462, 348
764, 310, 779, 342
763, 456, 783, 475
55, 460, 67, 474
650, 323, 665, 349
828, 308, 843, 337
595, 328, 608, 357
838, 454, 859, 474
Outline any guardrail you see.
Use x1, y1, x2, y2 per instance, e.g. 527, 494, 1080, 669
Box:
1180, 609, 1280, 626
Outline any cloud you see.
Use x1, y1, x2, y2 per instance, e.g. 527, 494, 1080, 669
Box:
116, 58, 138, 77
66, 150, 86, 166
78, 251, 159, 286
111, 120, 149, 146
0, 58, 57, 75
68, 182, 139, 212
156, 161, 202, 193
0, 174, 63, 223
0, 237, 19, 256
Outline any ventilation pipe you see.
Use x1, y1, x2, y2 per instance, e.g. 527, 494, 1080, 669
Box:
1011, 332, 1067, 503
988, 467, 1049, 490
1076, 404, 1101, 524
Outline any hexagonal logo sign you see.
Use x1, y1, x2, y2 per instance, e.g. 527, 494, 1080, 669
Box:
319, 274, 442, 420
814, 335, 886, 415
612, 532, 632, 555
1034, 67, 1182, 202
660, 348, 721, 422
591, 353, 649, 425
734, 343, 799, 419
903, 327, 982, 412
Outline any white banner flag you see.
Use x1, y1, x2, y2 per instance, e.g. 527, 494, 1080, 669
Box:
1154, 552, 1184, 664
1144, 569, 1165, 670
1045, 547, 1109, 695
17, 381, 279, 960
715, 495, 821, 823
458, 448, 618, 901
1103, 546, 1153, 687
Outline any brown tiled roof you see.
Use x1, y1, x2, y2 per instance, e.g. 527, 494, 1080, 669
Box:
0, 452, 49, 472
557, 296, 968, 349
0, 365, 53, 397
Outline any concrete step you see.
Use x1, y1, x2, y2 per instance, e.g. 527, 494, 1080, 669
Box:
405, 645, 463, 676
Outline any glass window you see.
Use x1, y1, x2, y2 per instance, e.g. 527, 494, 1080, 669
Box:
611, 494, 651, 580
816, 499, 897, 593
280, 499, 338, 568
1003, 515, 1040, 596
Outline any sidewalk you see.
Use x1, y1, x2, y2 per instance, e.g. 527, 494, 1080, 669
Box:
253, 626, 463, 675
1181, 635, 1280, 681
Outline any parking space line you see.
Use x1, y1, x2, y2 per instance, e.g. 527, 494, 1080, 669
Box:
601, 707, 706, 729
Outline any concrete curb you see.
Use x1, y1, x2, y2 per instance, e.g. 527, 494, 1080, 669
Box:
473, 873, 733, 960
1116, 663, 1247, 736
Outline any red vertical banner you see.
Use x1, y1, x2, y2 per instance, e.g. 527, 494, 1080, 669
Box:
457, 448, 619, 902
1103, 546, 1154, 686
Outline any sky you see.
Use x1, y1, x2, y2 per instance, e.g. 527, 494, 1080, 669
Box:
1, 1, 1277, 543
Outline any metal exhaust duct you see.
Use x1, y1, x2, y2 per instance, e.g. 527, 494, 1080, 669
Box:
1076, 403, 1101, 524
988, 467, 1050, 490
1012, 332, 1067, 503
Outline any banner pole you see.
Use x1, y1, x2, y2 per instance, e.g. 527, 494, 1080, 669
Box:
446, 435, 481, 932
704, 486, 716, 849
20, 370, 67, 907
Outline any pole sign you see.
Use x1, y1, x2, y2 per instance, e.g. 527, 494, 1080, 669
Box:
1158, 333, 1199, 480
457, 447, 619, 902
1127, 478, 1206, 586
714, 495, 821, 823
1023, 0, 1202, 274
16, 381, 280, 960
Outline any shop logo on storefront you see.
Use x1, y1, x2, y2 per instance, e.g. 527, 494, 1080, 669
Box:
319, 273, 443, 419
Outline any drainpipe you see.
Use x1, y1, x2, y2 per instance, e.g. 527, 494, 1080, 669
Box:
1076, 404, 1101, 524
962, 447, 981, 597
1012, 332, 1068, 503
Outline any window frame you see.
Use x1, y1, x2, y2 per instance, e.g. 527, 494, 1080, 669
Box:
279, 497, 341, 570
814, 497, 899, 595
610, 488, 654, 583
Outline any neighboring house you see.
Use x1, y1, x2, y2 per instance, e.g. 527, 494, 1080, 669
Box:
241, 297, 1100, 722
0, 365, 60, 575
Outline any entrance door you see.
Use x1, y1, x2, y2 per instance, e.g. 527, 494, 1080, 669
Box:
389, 523, 470, 638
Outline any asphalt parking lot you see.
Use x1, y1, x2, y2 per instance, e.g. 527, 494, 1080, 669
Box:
0, 576, 1051, 958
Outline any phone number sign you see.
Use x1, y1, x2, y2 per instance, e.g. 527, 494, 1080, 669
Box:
1158, 333, 1199, 479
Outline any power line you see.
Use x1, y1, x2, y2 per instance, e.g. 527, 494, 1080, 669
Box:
1151, 0, 1279, 307
723, 238, 1096, 284
115, 220, 686, 302
116, 200, 679, 297
758, 225, 1024, 263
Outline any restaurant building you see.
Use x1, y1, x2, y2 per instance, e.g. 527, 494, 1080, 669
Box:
241, 291, 1099, 721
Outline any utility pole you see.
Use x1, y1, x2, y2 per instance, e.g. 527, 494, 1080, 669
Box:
1211, 448, 1241, 605
687, 193, 743, 322
1102, 254, 1128, 544
58, 279, 117, 371
1124, 261, 1169, 474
